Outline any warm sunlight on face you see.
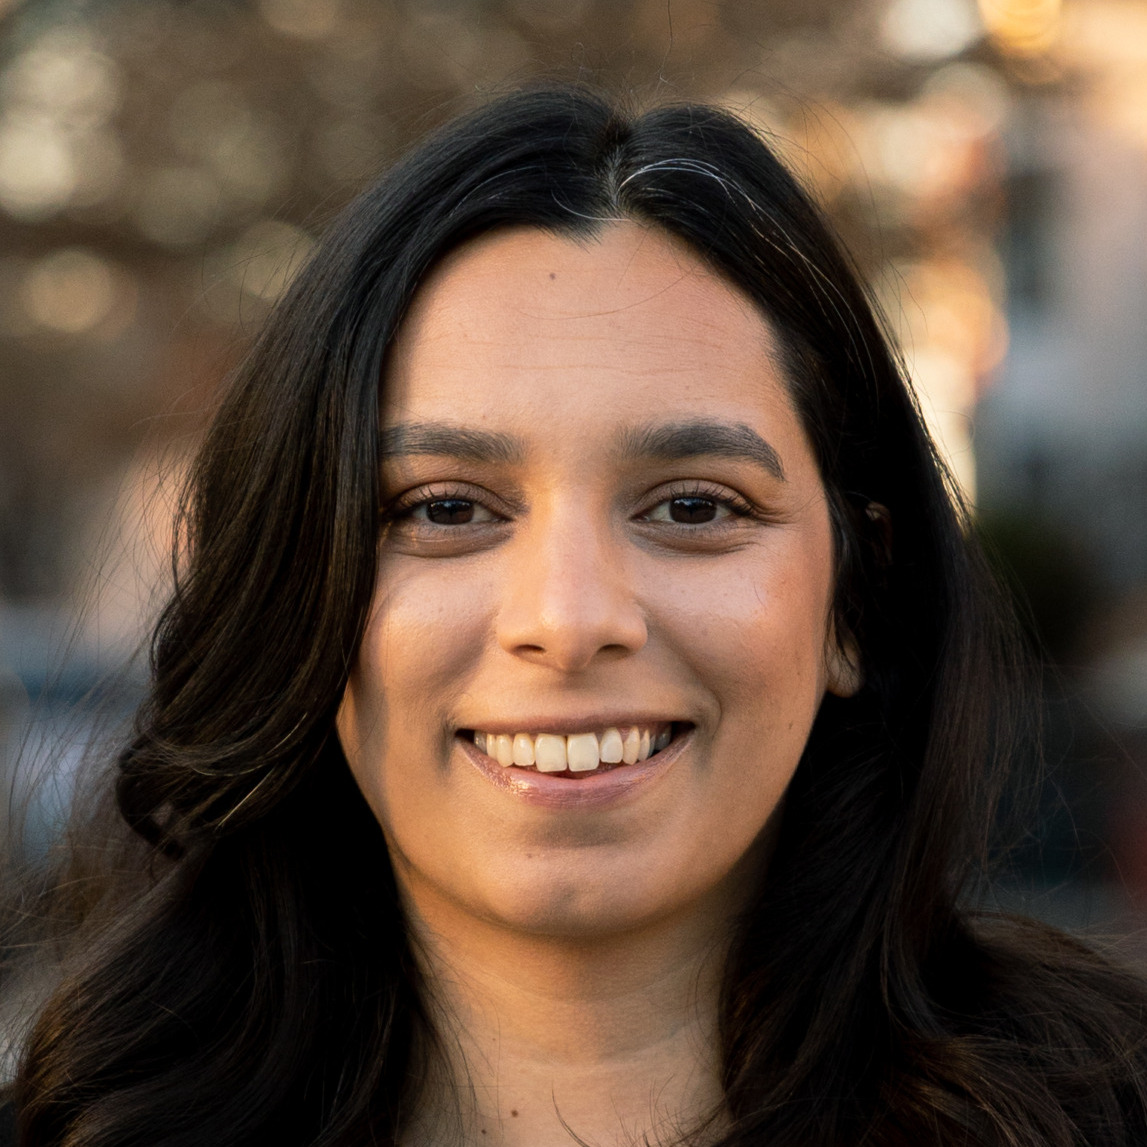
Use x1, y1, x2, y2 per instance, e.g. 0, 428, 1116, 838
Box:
336, 222, 858, 941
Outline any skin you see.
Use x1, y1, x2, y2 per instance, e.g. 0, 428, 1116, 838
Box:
336, 222, 859, 1146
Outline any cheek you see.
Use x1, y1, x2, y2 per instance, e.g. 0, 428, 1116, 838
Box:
654, 543, 835, 704
336, 561, 493, 801
364, 558, 495, 690
665, 565, 833, 860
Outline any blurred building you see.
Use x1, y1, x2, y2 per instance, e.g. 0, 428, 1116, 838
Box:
971, 2, 1147, 933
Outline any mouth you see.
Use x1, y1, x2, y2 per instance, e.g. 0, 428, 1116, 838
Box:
460, 722, 690, 779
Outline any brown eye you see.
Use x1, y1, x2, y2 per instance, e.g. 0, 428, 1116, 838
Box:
668, 497, 718, 524
642, 490, 745, 527
383, 488, 503, 531
425, 499, 479, 524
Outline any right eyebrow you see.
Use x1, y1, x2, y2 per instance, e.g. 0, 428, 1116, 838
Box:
617, 419, 786, 481
378, 422, 525, 465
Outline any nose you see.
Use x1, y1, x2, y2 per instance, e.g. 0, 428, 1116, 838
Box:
495, 503, 647, 672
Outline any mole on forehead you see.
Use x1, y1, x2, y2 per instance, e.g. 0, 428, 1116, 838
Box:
377, 419, 785, 481
406, 224, 762, 326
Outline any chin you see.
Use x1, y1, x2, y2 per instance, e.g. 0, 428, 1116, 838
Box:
471, 847, 750, 942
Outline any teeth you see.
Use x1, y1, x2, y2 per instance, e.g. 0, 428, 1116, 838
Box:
599, 728, 624, 764
534, 734, 567, 773
567, 732, 599, 772
622, 728, 640, 765
512, 733, 535, 767
473, 725, 676, 772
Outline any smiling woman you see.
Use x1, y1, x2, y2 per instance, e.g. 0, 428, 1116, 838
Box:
342, 225, 856, 958
5, 86, 1147, 1147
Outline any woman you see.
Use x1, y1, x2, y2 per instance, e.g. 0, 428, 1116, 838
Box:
4, 85, 1147, 1146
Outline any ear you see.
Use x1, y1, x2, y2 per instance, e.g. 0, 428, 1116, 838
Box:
825, 628, 862, 698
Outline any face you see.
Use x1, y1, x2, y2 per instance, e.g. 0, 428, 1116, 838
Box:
337, 222, 858, 940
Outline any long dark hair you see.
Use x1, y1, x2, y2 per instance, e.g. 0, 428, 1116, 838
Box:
8, 85, 1147, 1146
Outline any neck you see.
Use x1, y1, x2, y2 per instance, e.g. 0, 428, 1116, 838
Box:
401, 889, 738, 1147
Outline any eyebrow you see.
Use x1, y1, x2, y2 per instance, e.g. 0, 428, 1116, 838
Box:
379, 423, 525, 465
378, 417, 785, 481
618, 419, 786, 481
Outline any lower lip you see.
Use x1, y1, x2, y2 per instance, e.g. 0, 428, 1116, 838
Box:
457, 729, 692, 809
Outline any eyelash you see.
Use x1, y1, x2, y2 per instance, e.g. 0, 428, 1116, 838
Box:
381, 483, 507, 527
380, 481, 758, 528
639, 481, 757, 525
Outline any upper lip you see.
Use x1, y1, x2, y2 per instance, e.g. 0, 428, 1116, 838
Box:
458, 714, 687, 735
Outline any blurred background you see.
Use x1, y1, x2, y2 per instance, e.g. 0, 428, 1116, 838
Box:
0, 0, 1144, 943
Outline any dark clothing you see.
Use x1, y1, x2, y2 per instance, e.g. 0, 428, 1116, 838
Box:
0, 1100, 14, 1147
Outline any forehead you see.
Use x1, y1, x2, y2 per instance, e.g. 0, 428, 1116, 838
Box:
383, 222, 794, 431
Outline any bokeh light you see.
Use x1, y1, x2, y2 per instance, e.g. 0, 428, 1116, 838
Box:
979, 0, 1063, 56
881, 0, 983, 60
0, 27, 122, 219
21, 248, 121, 335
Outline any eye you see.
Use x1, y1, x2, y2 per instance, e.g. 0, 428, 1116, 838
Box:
381, 484, 507, 532
660, 496, 723, 524
416, 498, 497, 525
641, 488, 747, 525
379, 485, 508, 556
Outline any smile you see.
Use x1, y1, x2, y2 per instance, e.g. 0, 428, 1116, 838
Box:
470, 724, 678, 776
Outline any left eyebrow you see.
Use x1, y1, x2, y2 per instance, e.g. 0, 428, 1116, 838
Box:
378, 422, 525, 465
617, 419, 786, 481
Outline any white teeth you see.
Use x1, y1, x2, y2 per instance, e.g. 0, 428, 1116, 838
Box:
474, 725, 677, 772
599, 727, 624, 764
534, 734, 567, 773
622, 728, 641, 765
566, 732, 599, 772
512, 733, 535, 767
